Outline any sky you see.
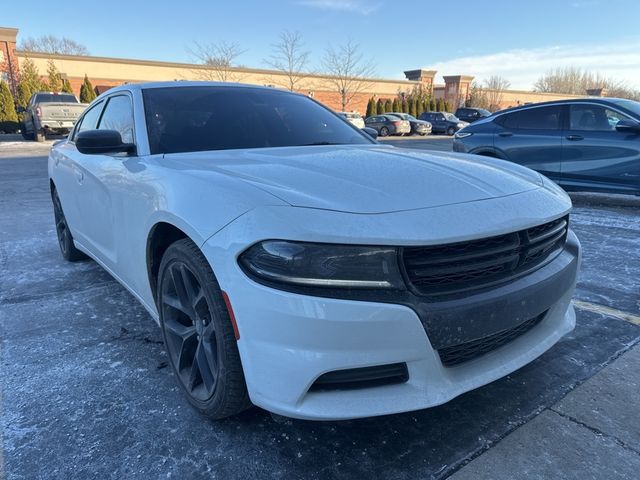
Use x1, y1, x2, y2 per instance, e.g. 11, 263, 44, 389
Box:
5, 0, 640, 90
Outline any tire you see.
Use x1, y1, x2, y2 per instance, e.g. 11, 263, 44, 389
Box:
35, 130, 46, 142
379, 126, 389, 137
447, 127, 455, 136
158, 238, 251, 420
51, 189, 87, 262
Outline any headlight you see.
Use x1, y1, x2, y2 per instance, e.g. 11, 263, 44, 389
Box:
457, 123, 465, 128
239, 241, 405, 289
454, 131, 473, 139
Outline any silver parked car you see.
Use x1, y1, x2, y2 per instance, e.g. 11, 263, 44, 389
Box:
364, 114, 411, 136
338, 112, 365, 129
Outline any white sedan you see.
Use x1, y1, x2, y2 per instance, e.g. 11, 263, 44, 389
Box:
49, 82, 581, 420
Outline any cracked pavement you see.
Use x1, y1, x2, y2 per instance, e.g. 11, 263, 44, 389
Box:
1, 137, 639, 479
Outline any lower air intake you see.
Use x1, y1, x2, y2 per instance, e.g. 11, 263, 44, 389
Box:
309, 363, 409, 392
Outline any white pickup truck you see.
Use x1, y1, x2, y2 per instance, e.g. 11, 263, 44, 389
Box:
20, 92, 87, 142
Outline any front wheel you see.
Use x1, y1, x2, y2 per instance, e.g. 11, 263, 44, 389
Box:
379, 126, 389, 137
158, 239, 251, 420
447, 127, 455, 136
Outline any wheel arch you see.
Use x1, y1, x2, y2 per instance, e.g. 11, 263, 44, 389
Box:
470, 148, 507, 160
146, 222, 191, 304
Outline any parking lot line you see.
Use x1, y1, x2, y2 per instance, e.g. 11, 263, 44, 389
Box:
573, 299, 640, 326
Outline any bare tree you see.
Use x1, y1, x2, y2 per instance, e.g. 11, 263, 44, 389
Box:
264, 31, 312, 91
188, 41, 246, 82
483, 75, 511, 111
321, 41, 376, 111
19, 35, 89, 55
534, 66, 640, 100
466, 81, 489, 109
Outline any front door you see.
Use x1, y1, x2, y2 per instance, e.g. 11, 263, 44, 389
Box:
561, 103, 640, 194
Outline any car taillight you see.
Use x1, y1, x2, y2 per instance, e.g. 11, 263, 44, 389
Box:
36, 107, 42, 118
393, 121, 401, 126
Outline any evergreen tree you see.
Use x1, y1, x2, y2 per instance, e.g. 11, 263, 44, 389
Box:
365, 97, 373, 117
384, 98, 392, 113
0, 80, 19, 132
62, 78, 73, 94
47, 60, 62, 91
401, 98, 409, 113
409, 98, 417, 117
79, 74, 97, 103
443, 101, 451, 112
377, 98, 385, 114
371, 97, 378, 116
392, 98, 399, 112
435, 99, 443, 111
15, 58, 46, 108
430, 98, 437, 111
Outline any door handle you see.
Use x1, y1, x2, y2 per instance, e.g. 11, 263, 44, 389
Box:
566, 135, 584, 141
498, 132, 513, 137
75, 168, 84, 183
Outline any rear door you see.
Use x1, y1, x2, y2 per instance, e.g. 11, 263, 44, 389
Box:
561, 103, 640, 194
493, 105, 563, 182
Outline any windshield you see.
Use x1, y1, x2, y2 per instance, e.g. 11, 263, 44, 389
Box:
478, 109, 491, 116
35, 93, 78, 103
142, 86, 373, 154
443, 113, 460, 121
611, 99, 640, 118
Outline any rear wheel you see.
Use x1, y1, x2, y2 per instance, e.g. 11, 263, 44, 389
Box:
379, 126, 389, 137
158, 239, 251, 419
35, 129, 46, 142
447, 127, 455, 136
52, 189, 87, 262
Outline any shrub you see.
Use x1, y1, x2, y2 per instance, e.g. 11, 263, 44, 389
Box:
392, 98, 399, 112
0, 80, 18, 125
79, 75, 97, 103
377, 98, 385, 114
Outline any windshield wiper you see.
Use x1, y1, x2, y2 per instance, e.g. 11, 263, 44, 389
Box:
297, 141, 345, 146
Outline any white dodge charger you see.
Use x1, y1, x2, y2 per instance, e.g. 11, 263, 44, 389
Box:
49, 82, 581, 420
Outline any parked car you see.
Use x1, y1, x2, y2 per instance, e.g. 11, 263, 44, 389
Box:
453, 98, 640, 196
419, 111, 468, 135
386, 112, 432, 135
50, 82, 580, 421
338, 112, 365, 129
19, 92, 87, 142
455, 107, 492, 123
364, 114, 411, 136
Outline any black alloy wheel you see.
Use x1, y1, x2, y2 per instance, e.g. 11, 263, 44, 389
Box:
158, 239, 250, 419
380, 126, 390, 137
52, 189, 86, 262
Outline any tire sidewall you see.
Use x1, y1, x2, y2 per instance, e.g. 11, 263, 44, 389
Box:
157, 240, 246, 416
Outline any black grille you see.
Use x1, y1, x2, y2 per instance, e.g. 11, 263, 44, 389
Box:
309, 363, 409, 392
438, 311, 547, 367
402, 216, 568, 296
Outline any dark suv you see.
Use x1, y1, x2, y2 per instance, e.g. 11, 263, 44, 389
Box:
455, 107, 491, 123
419, 111, 468, 135
453, 98, 640, 195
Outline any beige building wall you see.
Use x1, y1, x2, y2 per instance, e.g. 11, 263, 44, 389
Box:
18, 52, 420, 114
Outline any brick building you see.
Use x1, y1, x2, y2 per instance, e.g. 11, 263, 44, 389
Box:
1, 26, 583, 113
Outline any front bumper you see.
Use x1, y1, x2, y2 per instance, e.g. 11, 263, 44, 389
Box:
201, 191, 578, 420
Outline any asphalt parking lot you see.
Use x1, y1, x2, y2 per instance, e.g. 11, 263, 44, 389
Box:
1, 136, 639, 479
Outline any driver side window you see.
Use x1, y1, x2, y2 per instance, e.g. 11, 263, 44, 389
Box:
98, 95, 135, 144
72, 101, 104, 141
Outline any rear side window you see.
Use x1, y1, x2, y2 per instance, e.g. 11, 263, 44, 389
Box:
98, 95, 134, 143
72, 101, 104, 141
503, 106, 561, 130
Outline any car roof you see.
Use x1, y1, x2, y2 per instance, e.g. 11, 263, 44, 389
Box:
495, 97, 632, 114
99, 81, 289, 95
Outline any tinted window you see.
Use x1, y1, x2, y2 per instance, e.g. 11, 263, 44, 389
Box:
73, 100, 104, 140
503, 106, 561, 130
34, 93, 78, 103
143, 87, 372, 155
569, 104, 631, 131
611, 99, 640, 117
98, 95, 134, 143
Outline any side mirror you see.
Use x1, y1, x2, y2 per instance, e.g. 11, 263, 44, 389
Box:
362, 126, 378, 140
76, 129, 136, 155
615, 119, 640, 134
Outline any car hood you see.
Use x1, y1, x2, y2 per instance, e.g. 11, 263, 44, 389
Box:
162, 145, 543, 214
